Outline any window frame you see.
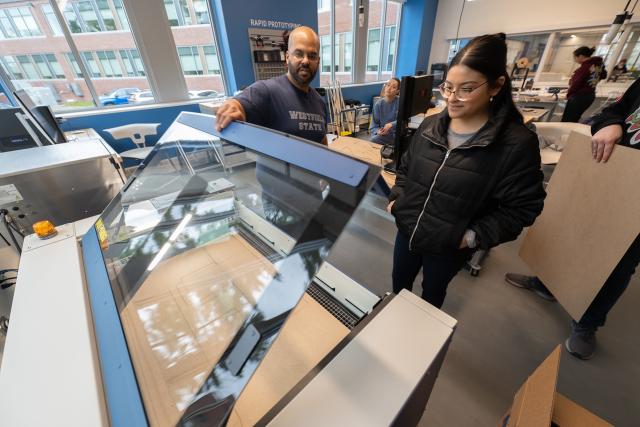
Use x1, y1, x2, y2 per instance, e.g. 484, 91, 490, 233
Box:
0, 0, 229, 113
321, 0, 403, 85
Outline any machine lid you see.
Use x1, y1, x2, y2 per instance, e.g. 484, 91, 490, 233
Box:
83, 113, 379, 427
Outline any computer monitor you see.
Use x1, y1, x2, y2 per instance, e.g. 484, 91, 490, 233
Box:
14, 90, 67, 144
386, 74, 434, 172
0, 108, 40, 152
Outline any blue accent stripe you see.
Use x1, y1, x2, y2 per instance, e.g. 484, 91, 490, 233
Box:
177, 112, 369, 187
82, 228, 148, 427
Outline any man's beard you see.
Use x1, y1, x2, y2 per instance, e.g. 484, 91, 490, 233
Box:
288, 61, 316, 86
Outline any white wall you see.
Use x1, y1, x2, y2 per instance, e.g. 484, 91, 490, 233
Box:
428, 0, 639, 67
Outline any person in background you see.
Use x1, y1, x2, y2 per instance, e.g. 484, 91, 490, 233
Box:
215, 26, 327, 145
387, 33, 545, 309
562, 46, 607, 122
370, 78, 400, 145
505, 77, 640, 360
608, 58, 628, 82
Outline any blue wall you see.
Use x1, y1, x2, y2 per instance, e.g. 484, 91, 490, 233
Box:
211, 0, 319, 93
396, 0, 439, 77
60, 103, 200, 153
341, 83, 384, 106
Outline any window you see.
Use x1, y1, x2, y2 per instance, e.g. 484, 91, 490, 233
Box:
319, 0, 400, 85
165, 0, 192, 27
0, 11, 17, 38
0, 0, 227, 112
65, 53, 84, 78
193, 0, 209, 25
0, 56, 24, 79
42, 5, 64, 37
82, 52, 101, 78
321, 35, 331, 73
77, 1, 101, 32
120, 49, 145, 77
17, 55, 40, 79
9, 7, 42, 37
317, 0, 331, 11
60, 1, 128, 33
96, 0, 117, 31
318, 0, 354, 85
178, 46, 203, 75
203, 45, 221, 74
33, 54, 53, 79
113, 0, 130, 30
367, 28, 380, 72
0, 6, 42, 38
63, 4, 82, 33
96, 50, 123, 77
165, 2, 226, 96
366, 0, 401, 82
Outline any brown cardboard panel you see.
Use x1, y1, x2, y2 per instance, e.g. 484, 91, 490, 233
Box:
227, 293, 349, 427
506, 346, 561, 427
520, 132, 640, 320
552, 393, 613, 427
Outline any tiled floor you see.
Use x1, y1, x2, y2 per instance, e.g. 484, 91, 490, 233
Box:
330, 212, 639, 427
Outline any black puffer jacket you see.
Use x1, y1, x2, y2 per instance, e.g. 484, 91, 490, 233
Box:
389, 108, 546, 256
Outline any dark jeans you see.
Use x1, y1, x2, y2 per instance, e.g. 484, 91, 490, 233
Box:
392, 232, 472, 308
561, 93, 596, 123
537, 233, 640, 330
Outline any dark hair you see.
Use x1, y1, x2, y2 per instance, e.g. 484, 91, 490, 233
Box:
573, 46, 595, 57
449, 32, 522, 123
381, 77, 401, 96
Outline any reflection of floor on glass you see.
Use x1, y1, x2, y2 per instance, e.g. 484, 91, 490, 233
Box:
120, 233, 276, 427
227, 293, 349, 427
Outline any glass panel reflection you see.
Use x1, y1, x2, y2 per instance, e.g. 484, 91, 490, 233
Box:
95, 134, 371, 427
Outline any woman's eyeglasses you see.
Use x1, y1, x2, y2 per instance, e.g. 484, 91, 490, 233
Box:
439, 81, 488, 102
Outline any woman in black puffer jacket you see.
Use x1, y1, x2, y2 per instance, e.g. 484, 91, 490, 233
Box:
388, 33, 546, 308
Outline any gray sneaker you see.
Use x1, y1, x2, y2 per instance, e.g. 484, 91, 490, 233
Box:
504, 273, 557, 301
565, 321, 596, 360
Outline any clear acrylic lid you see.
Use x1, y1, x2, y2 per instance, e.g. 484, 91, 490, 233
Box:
93, 115, 378, 427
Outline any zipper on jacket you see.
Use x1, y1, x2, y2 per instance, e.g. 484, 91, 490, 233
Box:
407, 134, 489, 250
409, 149, 451, 250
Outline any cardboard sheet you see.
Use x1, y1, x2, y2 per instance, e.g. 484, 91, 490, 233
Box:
520, 132, 640, 320
502, 346, 613, 427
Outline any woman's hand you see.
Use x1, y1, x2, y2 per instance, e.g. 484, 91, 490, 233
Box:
378, 123, 394, 135
386, 200, 395, 213
458, 237, 468, 249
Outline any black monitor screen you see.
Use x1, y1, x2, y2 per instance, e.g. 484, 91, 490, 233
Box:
390, 74, 434, 171
0, 108, 39, 152
14, 90, 67, 144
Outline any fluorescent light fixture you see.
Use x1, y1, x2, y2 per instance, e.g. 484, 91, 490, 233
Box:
147, 213, 193, 271
147, 242, 171, 272
169, 213, 193, 242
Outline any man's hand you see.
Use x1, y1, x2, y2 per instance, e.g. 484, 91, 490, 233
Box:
592, 124, 623, 163
215, 99, 246, 131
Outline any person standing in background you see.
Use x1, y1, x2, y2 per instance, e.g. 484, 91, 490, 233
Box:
562, 46, 607, 122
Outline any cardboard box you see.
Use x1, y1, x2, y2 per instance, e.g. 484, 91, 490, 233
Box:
520, 132, 640, 320
500, 346, 612, 427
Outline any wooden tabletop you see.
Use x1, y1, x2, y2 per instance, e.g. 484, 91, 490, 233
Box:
521, 107, 549, 124
329, 136, 396, 188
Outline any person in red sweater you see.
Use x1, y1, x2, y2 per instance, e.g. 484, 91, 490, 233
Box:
562, 46, 607, 122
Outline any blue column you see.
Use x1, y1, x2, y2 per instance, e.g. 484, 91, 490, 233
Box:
395, 0, 439, 77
